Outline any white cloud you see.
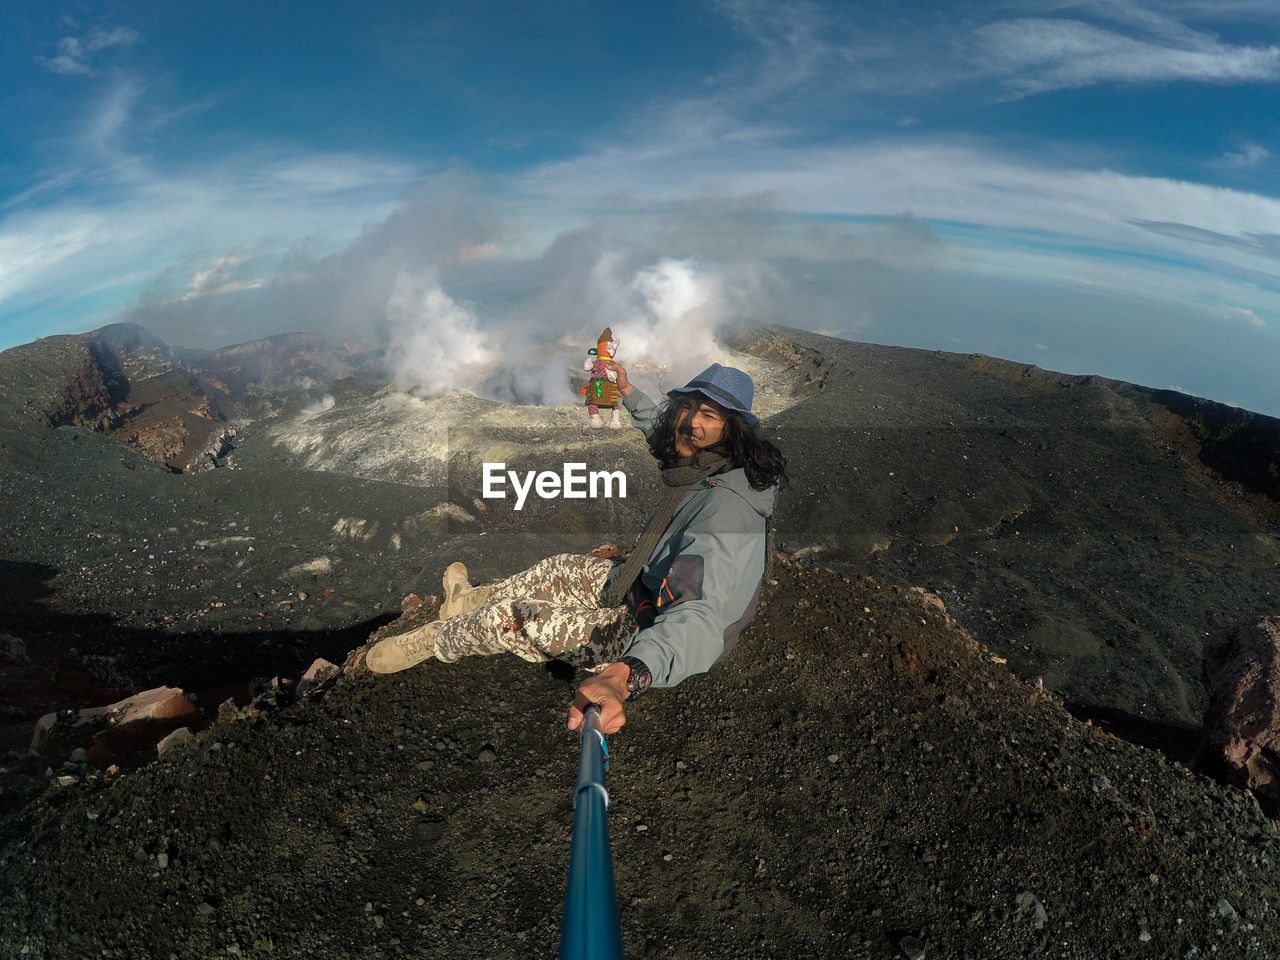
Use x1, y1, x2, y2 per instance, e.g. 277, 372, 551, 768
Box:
0, 63, 427, 342
679, 1, 1280, 111
0, 216, 99, 303
88, 78, 143, 156
522, 136, 1280, 247
44, 38, 92, 76
0, 147, 417, 346
86, 26, 141, 52
1211, 143, 1272, 169
976, 17, 1280, 97
39, 25, 140, 75
513, 131, 1280, 354
268, 155, 422, 194
1220, 305, 1266, 328
178, 253, 266, 301
459, 242, 501, 260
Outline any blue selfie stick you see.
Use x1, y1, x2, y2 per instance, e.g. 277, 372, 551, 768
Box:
559, 704, 625, 960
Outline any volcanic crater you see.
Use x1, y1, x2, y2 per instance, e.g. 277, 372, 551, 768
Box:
2, 323, 1280, 958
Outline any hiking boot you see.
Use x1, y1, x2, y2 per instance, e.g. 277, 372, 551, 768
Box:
366, 622, 439, 674
607, 408, 622, 429
439, 561, 494, 620
589, 413, 604, 429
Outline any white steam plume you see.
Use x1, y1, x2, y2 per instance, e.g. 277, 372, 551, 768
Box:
124, 172, 791, 404
624, 257, 742, 386
387, 273, 493, 392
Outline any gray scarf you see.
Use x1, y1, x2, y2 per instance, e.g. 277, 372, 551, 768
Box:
602, 451, 732, 609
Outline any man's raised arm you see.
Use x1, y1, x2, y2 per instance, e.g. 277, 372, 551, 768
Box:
605, 360, 661, 439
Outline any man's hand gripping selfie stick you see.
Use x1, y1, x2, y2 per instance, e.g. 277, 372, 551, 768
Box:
559, 704, 624, 960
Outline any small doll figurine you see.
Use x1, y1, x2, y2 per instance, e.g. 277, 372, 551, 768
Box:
581, 326, 622, 429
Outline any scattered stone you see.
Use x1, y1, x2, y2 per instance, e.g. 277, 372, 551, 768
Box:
898, 934, 928, 960
477, 746, 497, 763
31, 685, 196, 749
157, 727, 194, 756
907, 586, 948, 615
250, 676, 283, 699
1014, 891, 1048, 930
3, 633, 28, 660
298, 658, 339, 697
1198, 616, 1280, 812
332, 517, 376, 541
415, 821, 446, 843
401, 593, 424, 611
403, 503, 475, 537
423, 503, 475, 525
110, 687, 197, 727
286, 557, 333, 580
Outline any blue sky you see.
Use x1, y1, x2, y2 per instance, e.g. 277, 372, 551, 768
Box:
2, 0, 1279, 415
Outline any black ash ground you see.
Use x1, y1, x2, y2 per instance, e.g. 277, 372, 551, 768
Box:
3, 326, 1280, 958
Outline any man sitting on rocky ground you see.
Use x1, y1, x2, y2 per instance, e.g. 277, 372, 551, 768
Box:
365, 361, 787, 734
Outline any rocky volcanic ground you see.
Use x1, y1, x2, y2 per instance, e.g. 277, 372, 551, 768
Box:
4, 563, 1280, 959
2, 324, 1280, 958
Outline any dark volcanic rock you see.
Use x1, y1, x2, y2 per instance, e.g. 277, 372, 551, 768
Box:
2, 563, 1279, 959
0, 324, 381, 472
3, 323, 1279, 745
730, 328, 1280, 743
1198, 616, 1280, 813
0, 324, 229, 471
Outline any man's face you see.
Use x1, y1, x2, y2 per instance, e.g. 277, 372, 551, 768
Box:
674, 398, 728, 458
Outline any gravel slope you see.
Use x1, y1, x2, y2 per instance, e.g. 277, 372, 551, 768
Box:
3, 561, 1278, 959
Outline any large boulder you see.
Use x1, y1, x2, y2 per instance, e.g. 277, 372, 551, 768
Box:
1198, 616, 1280, 812
31, 685, 196, 756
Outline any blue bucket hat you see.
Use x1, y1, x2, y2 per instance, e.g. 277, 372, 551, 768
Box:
667, 363, 758, 428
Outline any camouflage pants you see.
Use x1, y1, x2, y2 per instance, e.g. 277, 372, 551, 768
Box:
433, 554, 637, 669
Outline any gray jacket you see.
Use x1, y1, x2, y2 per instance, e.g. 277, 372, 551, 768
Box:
620, 387, 776, 687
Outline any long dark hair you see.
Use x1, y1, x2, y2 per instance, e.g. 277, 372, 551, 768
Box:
650, 395, 789, 491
